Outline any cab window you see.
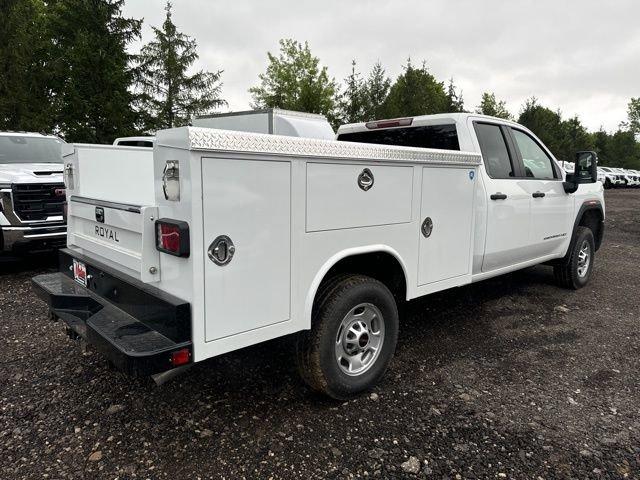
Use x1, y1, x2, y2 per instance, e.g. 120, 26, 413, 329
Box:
474, 123, 514, 179
337, 124, 460, 151
511, 129, 556, 179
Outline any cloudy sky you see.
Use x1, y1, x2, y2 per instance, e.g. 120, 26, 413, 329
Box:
123, 0, 640, 132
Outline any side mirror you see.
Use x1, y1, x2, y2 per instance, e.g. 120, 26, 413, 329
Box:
563, 150, 598, 193
574, 151, 598, 183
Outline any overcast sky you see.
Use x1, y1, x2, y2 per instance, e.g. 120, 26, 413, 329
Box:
123, 0, 640, 132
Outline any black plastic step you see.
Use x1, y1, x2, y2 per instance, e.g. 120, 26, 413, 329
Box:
32, 270, 192, 376
87, 305, 179, 356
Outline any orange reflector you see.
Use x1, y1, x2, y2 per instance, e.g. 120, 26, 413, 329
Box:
171, 348, 191, 366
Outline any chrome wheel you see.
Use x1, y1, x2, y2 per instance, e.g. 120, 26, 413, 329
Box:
577, 240, 591, 278
335, 303, 385, 376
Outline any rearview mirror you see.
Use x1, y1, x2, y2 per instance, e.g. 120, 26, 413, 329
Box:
563, 151, 598, 193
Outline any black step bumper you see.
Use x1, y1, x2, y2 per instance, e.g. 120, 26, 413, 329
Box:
32, 249, 192, 376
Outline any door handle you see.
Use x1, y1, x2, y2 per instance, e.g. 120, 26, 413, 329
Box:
490, 193, 507, 200
532, 191, 546, 198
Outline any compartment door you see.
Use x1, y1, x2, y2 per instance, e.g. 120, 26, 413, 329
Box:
418, 167, 475, 285
202, 158, 291, 341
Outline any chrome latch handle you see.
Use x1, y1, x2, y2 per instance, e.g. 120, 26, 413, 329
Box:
421, 217, 434, 238
208, 235, 235, 266
357, 168, 374, 191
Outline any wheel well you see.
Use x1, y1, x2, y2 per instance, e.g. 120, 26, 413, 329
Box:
578, 208, 604, 251
319, 251, 407, 305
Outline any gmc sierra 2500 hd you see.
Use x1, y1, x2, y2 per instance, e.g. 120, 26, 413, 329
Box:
1, 132, 66, 254
33, 112, 604, 399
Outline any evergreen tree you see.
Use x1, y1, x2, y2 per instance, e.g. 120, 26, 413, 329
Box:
48, 0, 141, 143
135, 2, 225, 131
363, 61, 391, 120
0, 0, 54, 132
625, 97, 640, 135
476, 92, 512, 120
382, 59, 449, 118
249, 38, 337, 122
336, 60, 367, 124
559, 116, 593, 162
517, 97, 565, 157
605, 129, 640, 169
445, 78, 465, 113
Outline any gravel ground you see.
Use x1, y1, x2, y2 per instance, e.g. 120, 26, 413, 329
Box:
1, 189, 639, 479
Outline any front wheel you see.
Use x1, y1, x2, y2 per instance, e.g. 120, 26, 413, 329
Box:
296, 275, 399, 399
554, 226, 595, 289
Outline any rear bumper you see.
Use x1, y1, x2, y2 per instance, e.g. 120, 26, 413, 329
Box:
32, 249, 192, 376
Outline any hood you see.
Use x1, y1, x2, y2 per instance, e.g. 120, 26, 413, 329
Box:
0, 163, 64, 184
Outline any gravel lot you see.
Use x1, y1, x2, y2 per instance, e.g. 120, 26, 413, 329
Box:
1, 189, 639, 479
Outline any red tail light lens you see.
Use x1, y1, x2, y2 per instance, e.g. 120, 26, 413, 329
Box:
155, 219, 190, 257
170, 348, 191, 366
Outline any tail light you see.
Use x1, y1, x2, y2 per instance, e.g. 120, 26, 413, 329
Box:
170, 348, 191, 366
155, 219, 190, 257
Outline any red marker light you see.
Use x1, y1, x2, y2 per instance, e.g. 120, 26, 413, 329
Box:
365, 117, 413, 129
155, 219, 190, 257
171, 348, 191, 366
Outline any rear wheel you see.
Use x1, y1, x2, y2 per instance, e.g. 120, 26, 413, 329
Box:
554, 226, 595, 289
604, 178, 612, 189
296, 275, 399, 399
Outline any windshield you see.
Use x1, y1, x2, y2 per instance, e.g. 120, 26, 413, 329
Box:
0, 135, 63, 164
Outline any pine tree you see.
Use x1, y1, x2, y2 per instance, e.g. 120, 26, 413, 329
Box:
363, 62, 391, 121
48, 0, 141, 143
382, 59, 449, 118
625, 97, 640, 135
476, 92, 512, 120
0, 0, 54, 132
336, 60, 367, 124
135, 2, 226, 131
445, 78, 465, 113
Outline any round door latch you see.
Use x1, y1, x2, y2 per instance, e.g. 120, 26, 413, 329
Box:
357, 168, 374, 191
208, 235, 235, 266
421, 217, 434, 238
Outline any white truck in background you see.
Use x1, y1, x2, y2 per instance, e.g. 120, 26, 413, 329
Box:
33, 112, 604, 399
0, 132, 67, 254
111, 108, 334, 147
193, 108, 336, 139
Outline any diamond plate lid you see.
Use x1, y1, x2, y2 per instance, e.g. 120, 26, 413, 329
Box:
156, 126, 481, 166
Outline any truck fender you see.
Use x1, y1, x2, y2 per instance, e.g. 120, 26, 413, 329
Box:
303, 245, 409, 330
561, 200, 604, 264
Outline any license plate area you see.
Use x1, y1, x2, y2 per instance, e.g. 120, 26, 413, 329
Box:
73, 259, 87, 286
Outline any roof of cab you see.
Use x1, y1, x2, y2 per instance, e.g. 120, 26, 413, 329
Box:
336, 113, 521, 136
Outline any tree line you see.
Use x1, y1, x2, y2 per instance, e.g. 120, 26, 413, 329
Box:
0, 0, 224, 143
1, 0, 639, 168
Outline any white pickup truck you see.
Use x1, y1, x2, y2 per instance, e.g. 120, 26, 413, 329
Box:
33, 112, 604, 399
1, 132, 67, 254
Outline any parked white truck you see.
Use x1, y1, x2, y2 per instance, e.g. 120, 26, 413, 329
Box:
1, 132, 67, 254
33, 113, 604, 399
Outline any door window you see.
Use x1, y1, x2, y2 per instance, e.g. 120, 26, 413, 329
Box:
474, 123, 514, 179
511, 129, 556, 179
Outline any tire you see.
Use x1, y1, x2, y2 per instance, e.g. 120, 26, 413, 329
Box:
296, 275, 399, 399
553, 226, 595, 289
604, 178, 612, 189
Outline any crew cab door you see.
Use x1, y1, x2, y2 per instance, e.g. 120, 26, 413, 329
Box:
473, 122, 532, 272
508, 128, 572, 258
